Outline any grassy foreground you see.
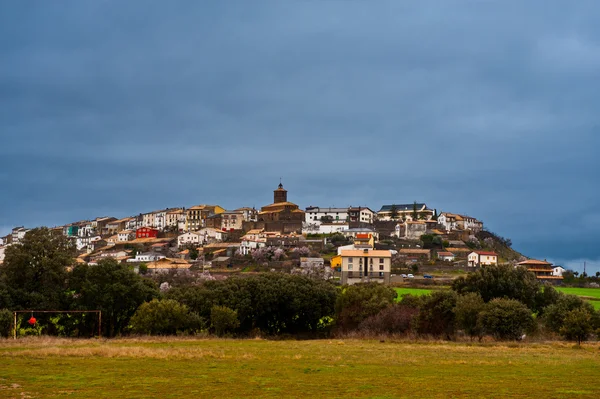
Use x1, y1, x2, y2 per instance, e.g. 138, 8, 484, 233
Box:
1, 338, 599, 398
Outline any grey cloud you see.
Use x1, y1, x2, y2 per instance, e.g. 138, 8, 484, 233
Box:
1, 1, 600, 273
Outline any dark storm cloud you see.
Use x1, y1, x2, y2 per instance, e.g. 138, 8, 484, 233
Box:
1, 1, 600, 271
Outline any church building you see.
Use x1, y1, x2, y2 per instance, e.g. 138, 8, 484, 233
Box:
244, 183, 304, 233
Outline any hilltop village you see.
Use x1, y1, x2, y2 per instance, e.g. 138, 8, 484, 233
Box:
0, 183, 565, 283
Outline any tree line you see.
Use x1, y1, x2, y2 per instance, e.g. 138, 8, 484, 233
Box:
1, 228, 599, 343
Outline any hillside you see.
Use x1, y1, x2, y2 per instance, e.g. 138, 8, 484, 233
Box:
473, 230, 525, 263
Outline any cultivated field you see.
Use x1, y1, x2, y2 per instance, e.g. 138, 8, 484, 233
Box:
557, 287, 600, 309
1, 338, 599, 398
396, 286, 600, 309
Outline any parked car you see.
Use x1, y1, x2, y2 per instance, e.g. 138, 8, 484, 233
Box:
423, 274, 433, 279
401, 274, 408, 278
407, 274, 414, 279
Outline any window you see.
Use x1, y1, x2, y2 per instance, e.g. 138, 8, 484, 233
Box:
379, 272, 384, 277
379, 258, 384, 264
348, 257, 353, 263
348, 264, 353, 271
379, 265, 384, 270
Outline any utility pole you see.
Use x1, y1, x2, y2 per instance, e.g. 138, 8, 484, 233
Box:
584, 261, 586, 276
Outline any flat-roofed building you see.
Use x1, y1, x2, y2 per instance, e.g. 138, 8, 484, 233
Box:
340, 248, 392, 285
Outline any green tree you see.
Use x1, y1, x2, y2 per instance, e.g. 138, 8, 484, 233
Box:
542, 294, 596, 334
415, 290, 458, 339
0, 227, 75, 310
389, 205, 399, 220
0, 309, 13, 338
211, 305, 240, 336
412, 201, 419, 221
138, 263, 148, 275
70, 259, 159, 337
129, 299, 202, 335
335, 283, 397, 331
167, 274, 337, 335
452, 265, 541, 311
454, 293, 485, 340
559, 308, 594, 345
478, 298, 534, 341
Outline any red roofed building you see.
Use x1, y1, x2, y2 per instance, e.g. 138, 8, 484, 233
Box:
468, 251, 498, 267
136, 227, 159, 239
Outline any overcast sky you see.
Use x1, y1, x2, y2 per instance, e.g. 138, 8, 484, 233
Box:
1, 1, 599, 272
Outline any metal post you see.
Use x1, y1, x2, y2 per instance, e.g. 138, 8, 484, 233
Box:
98, 311, 101, 338
13, 312, 16, 340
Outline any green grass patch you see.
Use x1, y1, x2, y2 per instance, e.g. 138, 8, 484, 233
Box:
395, 287, 432, 301
556, 287, 600, 299
0, 338, 599, 398
556, 287, 600, 309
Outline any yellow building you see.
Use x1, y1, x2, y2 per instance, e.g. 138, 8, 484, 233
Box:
330, 255, 342, 269
185, 205, 225, 231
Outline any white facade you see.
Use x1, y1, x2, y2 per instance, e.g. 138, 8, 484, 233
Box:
468, 251, 498, 267
348, 207, 375, 224
178, 232, 205, 248
118, 230, 135, 242
198, 228, 227, 242
78, 223, 95, 237
438, 212, 483, 233
76, 235, 102, 251
11, 227, 28, 244
127, 253, 166, 263
0, 246, 5, 263
552, 266, 566, 277
437, 213, 456, 232
437, 252, 456, 262
305, 207, 349, 224
166, 210, 186, 231
302, 222, 349, 234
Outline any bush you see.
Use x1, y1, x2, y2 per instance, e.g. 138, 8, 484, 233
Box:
129, 299, 203, 335
335, 283, 397, 331
0, 309, 13, 338
543, 294, 596, 334
211, 305, 240, 336
560, 308, 594, 345
166, 274, 337, 336
415, 291, 457, 339
478, 298, 534, 341
455, 293, 485, 340
358, 303, 420, 335
452, 265, 540, 311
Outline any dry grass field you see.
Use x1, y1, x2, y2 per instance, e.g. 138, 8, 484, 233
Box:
1, 337, 599, 398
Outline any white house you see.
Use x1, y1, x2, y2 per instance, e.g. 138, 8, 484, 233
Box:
197, 227, 227, 243
177, 232, 205, 248
348, 207, 375, 224
76, 235, 102, 251
118, 230, 135, 242
552, 266, 567, 277
305, 207, 349, 224
437, 251, 455, 262
377, 203, 433, 221
0, 246, 6, 264
468, 251, 498, 267
11, 227, 28, 244
127, 253, 166, 263
303, 222, 349, 234
239, 229, 267, 255
438, 212, 483, 233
